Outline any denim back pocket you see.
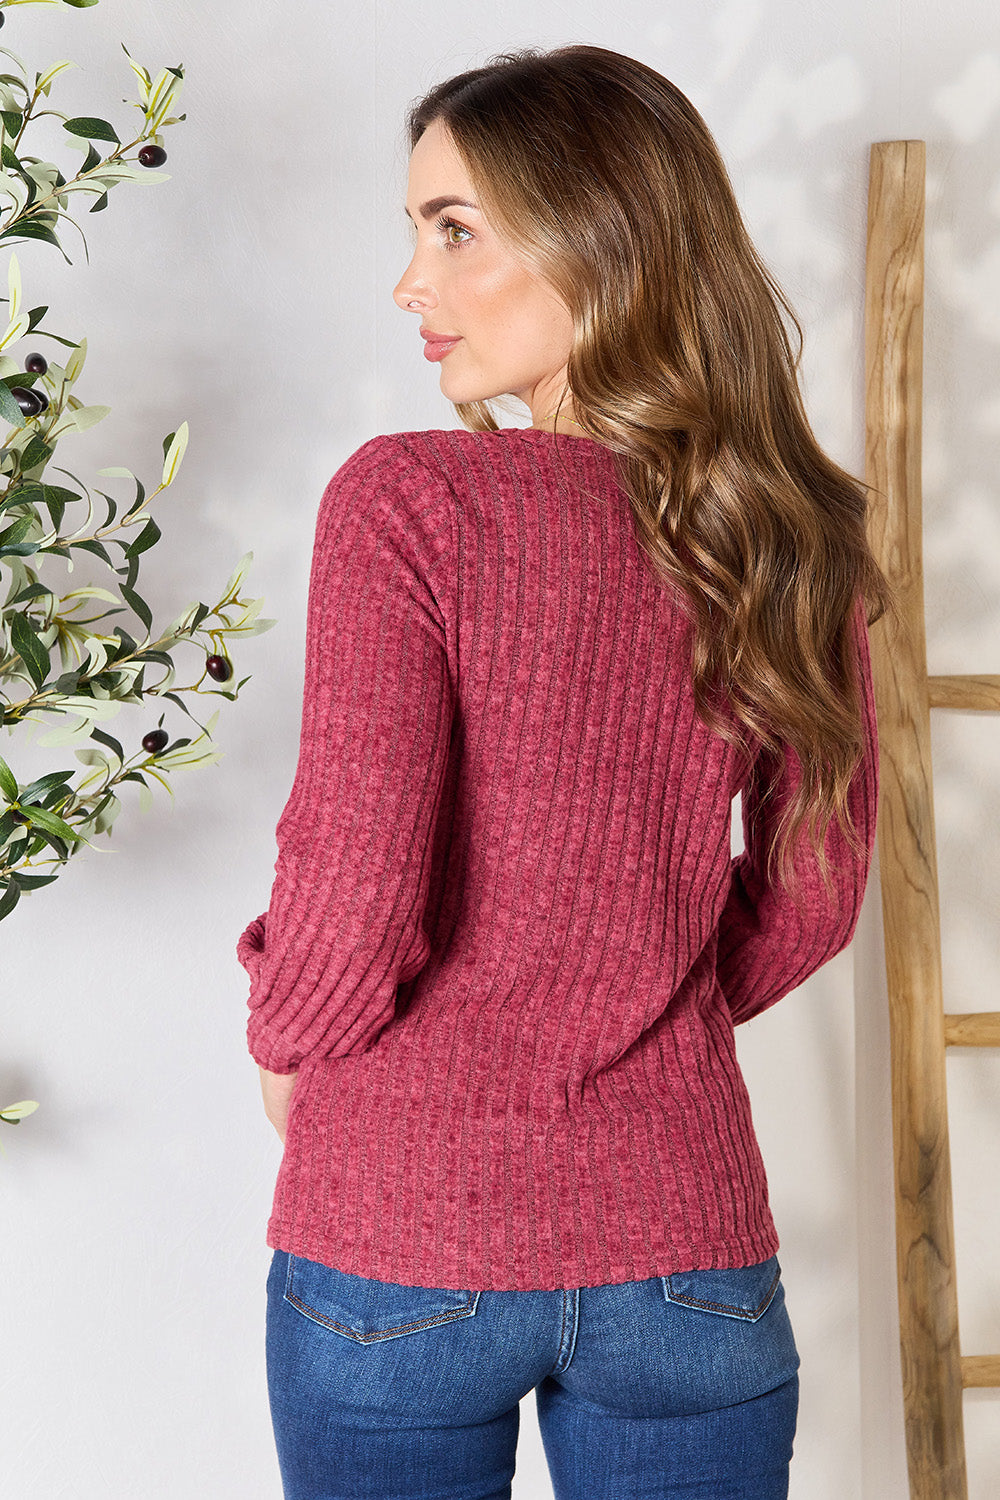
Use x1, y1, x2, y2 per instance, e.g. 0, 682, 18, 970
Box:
284, 1252, 482, 1344
661, 1255, 782, 1323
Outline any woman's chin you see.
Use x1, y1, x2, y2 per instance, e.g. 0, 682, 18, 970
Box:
438, 373, 481, 405
439, 373, 510, 408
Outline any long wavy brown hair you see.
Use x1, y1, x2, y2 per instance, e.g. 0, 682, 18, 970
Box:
407, 44, 893, 901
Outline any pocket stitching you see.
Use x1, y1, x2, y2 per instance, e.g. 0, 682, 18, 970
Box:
283, 1256, 481, 1343
662, 1262, 781, 1322
284, 1288, 480, 1342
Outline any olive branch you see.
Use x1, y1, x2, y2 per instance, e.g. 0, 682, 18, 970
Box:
0, 9, 275, 987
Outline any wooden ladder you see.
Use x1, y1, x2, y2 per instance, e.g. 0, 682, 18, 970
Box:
864, 138, 1000, 1497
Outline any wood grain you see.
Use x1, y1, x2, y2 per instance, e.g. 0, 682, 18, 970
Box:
962, 1356, 1000, 1388
927, 675, 1000, 712
943, 1013, 1000, 1047
865, 139, 970, 1498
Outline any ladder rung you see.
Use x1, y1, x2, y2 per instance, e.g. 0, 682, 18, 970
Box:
961, 1355, 1000, 1388
928, 673, 1000, 711
943, 1013, 1000, 1047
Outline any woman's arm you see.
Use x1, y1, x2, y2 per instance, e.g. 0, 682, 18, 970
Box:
716, 598, 880, 1025
236, 437, 454, 1075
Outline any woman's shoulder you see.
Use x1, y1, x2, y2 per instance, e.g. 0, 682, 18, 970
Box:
347, 425, 612, 484
330, 426, 539, 499
329, 426, 613, 519
319, 430, 518, 552
352, 425, 530, 466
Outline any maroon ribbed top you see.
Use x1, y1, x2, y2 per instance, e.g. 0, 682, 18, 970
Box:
237, 427, 879, 1292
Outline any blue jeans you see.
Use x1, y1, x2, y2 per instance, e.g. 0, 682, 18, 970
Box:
265, 1248, 800, 1499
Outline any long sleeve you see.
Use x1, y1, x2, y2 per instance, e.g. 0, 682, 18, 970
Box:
715, 596, 880, 1025
237, 437, 455, 1073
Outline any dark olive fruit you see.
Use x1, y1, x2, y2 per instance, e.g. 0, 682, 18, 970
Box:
27, 390, 47, 415
10, 386, 45, 416
0, 14, 5, 28
138, 143, 167, 168
142, 728, 169, 754
25, 353, 47, 374
205, 654, 232, 682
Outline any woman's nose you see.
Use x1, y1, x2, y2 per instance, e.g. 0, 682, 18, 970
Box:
392, 255, 436, 312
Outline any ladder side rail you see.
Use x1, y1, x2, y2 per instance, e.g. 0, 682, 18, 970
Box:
864, 137, 968, 1498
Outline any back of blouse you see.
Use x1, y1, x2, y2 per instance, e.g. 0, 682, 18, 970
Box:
237, 426, 879, 1292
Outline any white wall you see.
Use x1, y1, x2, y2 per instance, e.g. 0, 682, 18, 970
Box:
2, 1, 998, 1495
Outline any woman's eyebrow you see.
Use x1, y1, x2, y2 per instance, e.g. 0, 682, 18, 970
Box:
403, 196, 480, 221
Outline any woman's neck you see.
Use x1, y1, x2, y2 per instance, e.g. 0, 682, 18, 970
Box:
530, 406, 589, 436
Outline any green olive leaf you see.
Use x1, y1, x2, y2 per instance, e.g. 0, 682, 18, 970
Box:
0, 1100, 39, 1121
17, 771, 73, 803
119, 583, 152, 633
0, 378, 25, 426
21, 804, 85, 844
35, 60, 78, 97
62, 116, 120, 144
125, 517, 160, 559
9, 612, 50, 690
61, 403, 110, 433
0, 754, 18, 803
161, 421, 190, 487
0, 220, 65, 253
0, 882, 21, 921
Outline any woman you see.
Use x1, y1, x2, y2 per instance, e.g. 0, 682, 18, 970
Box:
238, 43, 889, 1500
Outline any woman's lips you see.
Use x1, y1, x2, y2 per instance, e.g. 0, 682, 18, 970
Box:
421, 333, 462, 362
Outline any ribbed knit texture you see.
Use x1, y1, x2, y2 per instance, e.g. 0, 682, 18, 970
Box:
237, 427, 879, 1292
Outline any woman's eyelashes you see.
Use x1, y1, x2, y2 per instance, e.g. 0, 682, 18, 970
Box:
435, 213, 473, 248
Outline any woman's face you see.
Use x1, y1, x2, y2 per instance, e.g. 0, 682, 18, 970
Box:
393, 118, 575, 422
